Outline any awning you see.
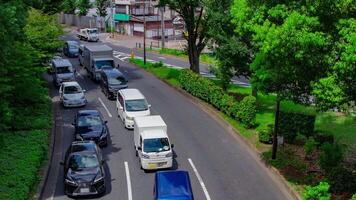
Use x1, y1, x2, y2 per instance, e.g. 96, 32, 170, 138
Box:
114, 14, 130, 21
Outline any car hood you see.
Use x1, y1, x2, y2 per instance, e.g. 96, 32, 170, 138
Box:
78, 126, 103, 138
63, 93, 84, 100
57, 73, 74, 79
67, 167, 100, 183
126, 110, 150, 118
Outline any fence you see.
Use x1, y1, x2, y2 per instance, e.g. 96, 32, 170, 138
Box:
58, 13, 105, 30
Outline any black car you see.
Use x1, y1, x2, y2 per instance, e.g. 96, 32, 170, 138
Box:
100, 68, 128, 99
63, 41, 79, 57
73, 110, 109, 147
60, 141, 106, 197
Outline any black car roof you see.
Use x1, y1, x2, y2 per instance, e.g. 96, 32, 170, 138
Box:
77, 110, 100, 116
70, 141, 97, 153
66, 40, 79, 45
102, 68, 125, 77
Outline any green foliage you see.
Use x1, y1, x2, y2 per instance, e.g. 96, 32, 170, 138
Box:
159, 48, 187, 56
61, 0, 76, 14
96, 0, 109, 17
304, 138, 318, 157
352, 193, 356, 200
237, 96, 256, 128
303, 182, 331, 200
319, 143, 344, 173
77, 0, 91, 16
278, 111, 316, 143
326, 166, 356, 194
258, 124, 273, 143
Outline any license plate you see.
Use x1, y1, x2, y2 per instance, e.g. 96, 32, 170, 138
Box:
148, 163, 157, 169
157, 162, 167, 167
80, 188, 89, 193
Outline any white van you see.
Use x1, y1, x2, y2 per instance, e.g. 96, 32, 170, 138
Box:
134, 115, 174, 170
116, 89, 151, 129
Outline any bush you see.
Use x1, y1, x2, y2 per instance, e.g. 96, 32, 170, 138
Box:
326, 166, 356, 194
314, 131, 334, 147
352, 193, 356, 200
319, 142, 344, 173
178, 70, 257, 127
303, 182, 331, 200
304, 137, 318, 158
258, 124, 273, 144
278, 111, 316, 143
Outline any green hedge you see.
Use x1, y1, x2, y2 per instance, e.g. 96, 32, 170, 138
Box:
179, 70, 256, 128
278, 111, 316, 143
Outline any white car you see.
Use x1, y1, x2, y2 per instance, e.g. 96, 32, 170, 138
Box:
116, 89, 151, 129
59, 81, 87, 107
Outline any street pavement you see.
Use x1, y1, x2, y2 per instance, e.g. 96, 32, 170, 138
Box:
41, 35, 294, 200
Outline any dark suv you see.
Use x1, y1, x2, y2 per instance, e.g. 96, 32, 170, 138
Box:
60, 141, 106, 197
73, 110, 109, 147
100, 68, 128, 99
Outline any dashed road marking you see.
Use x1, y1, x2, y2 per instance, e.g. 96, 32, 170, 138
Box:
124, 161, 133, 200
188, 158, 212, 200
98, 97, 112, 117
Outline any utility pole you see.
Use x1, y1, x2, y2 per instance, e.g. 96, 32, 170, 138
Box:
160, 6, 165, 49
143, 0, 146, 65
111, 0, 115, 37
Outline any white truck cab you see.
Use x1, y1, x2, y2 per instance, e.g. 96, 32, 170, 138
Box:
77, 28, 99, 42
134, 115, 174, 171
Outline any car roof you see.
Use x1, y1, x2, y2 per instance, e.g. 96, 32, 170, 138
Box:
85, 44, 112, 52
77, 109, 100, 116
120, 88, 144, 100
70, 141, 97, 153
52, 58, 72, 67
62, 81, 80, 87
102, 68, 125, 77
66, 40, 78, 45
155, 171, 193, 199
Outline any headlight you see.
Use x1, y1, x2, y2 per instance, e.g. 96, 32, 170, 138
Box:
63, 96, 69, 100
94, 174, 104, 183
65, 178, 77, 186
126, 116, 134, 120
142, 153, 150, 159
165, 152, 173, 157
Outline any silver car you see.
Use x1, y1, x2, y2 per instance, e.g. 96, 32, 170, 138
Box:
59, 81, 87, 107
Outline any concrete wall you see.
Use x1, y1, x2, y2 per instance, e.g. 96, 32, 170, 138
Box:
58, 13, 105, 29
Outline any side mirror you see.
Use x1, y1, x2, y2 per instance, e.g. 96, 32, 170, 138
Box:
101, 159, 107, 165
82, 89, 86, 93
148, 104, 152, 108
104, 121, 108, 124
119, 106, 123, 110
71, 122, 75, 126
60, 161, 64, 165
117, 64, 120, 68
171, 144, 174, 148
137, 146, 142, 151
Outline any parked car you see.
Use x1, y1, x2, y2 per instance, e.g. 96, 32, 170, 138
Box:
63, 41, 79, 57
134, 115, 174, 170
154, 171, 194, 200
52, 58, 75, 87
60, 141, 106, 197
59, 81, 87, 107
100, 68, 128, 99
116, 88, 151, 129
73, 110, 109, 147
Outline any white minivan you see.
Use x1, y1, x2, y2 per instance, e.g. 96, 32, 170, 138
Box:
116, 89, 151, 129
134, 115, 174, 170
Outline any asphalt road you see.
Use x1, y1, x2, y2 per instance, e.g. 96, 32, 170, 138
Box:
41, 36, 293, 200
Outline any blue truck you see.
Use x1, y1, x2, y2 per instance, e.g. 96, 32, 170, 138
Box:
154, 170, 194, 200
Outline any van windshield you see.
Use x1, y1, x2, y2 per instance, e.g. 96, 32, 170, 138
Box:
95, 60, 113, 69
143, 138, 170, 153
57, 66, 72, 74
125, 99, 148, 112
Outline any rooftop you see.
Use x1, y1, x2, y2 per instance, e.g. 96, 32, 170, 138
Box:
120, 88, 145, 100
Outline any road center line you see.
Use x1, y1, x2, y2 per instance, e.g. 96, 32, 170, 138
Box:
124, 161, 133, 200
98, 97, 112, 117
188, 158, 212, 200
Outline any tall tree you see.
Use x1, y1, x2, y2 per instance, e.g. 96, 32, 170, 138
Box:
159, 0, 210, 73
96, 0, 109, 17
61, 0, 76, 14
77, 0, 91, 16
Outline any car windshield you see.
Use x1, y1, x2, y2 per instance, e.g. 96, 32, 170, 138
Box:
69, 45, 78, 50
88, 29, 97, 34
108, 76, 127, 85
57, 66, 72, 74
78, 115, 102, 127
125, 99, 148, 112
95, 60, 113, 69
143, 138, 170, 153
64, 86, 82, 94
68, 154, 99, 171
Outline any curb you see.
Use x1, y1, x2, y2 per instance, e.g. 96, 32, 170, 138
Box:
130, 63, 302, 200
35, 98, 58, 200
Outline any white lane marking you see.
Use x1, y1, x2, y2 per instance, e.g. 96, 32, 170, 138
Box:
188, 158, 212, 200
98, 97, 112, 118
158, 56, 166, 60
124, 161, 133, 200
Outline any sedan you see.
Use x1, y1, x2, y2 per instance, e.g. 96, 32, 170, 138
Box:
59, 81, 87, 107
61, 141, 106, 197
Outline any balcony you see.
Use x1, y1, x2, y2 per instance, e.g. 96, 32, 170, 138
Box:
115, 0, 131, 5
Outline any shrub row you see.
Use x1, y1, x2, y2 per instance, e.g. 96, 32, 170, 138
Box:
178, 69, 256, 128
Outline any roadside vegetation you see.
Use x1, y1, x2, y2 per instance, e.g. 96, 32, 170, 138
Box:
0, 2, 63, 199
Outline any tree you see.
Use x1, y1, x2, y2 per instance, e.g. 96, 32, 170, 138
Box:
159, 0, 210, 73
61, 0, 76, 14
96, 0, 109, 17
77, 0, 91, 16
231, 1, 329, 159
304, 182, 331, 200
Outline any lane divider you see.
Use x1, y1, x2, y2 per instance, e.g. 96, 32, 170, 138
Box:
98, 97, 112, 118
188, 158, 212, 200
124, 161, 133, 200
